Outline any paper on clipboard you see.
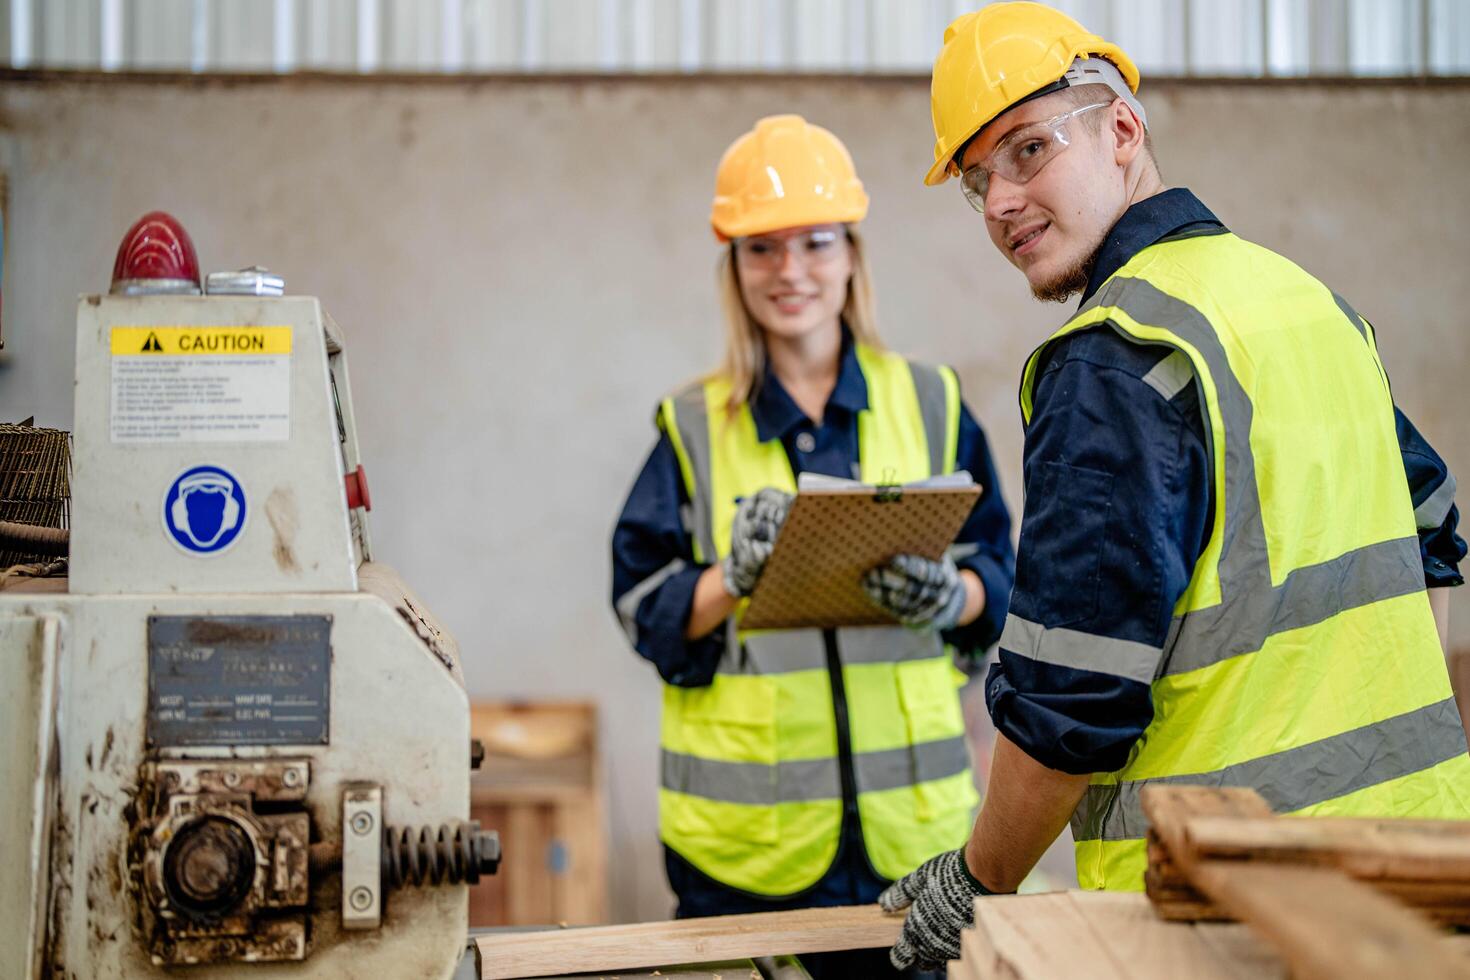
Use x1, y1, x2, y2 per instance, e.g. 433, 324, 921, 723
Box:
739, 471, 982, 630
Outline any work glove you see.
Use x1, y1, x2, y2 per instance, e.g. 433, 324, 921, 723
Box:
879, 847, 992, 971
721, 488, 793, 598
861, 553, 967, 630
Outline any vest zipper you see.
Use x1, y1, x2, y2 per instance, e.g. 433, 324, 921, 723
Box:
822, 629, 860, 828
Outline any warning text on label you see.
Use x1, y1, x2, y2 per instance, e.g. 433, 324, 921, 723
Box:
110, 326, 292, 444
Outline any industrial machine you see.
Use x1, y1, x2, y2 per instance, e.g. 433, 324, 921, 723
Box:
1, 213, 495, 978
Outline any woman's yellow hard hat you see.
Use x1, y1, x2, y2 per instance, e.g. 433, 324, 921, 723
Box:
710, 114, 869, 242
925, 1, 1139, 186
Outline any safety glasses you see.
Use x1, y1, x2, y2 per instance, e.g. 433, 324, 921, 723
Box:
733, 227, 848, 271
959, 102, 1112, 212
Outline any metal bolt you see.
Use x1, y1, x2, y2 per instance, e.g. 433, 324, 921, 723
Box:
282, 768, 302, 788
349, 887, 374, 912
222, 771, 241, 788
349, 811, 374, 836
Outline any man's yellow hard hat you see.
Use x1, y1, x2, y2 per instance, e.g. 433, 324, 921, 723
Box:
925, 1, 1140, 186
710, 114, 869, 242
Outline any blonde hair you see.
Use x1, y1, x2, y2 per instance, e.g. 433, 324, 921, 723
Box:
713, 228, 885, 416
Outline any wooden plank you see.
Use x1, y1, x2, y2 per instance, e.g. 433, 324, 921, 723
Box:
474, 905, 902, 980
1190, 922, 1290, 980
550, 788, 607, 925
1189, 861, 1470, 980
1182, 813, 1470, 880
535, 960, 761, 979
1142, 786, 1470, 926
963, 893, 1131, 979
471, 702, 595, 761
1075, 891, 1269, 980
951, 918, 997, 980
1143, 785, 1470, 979
504, 803, 555, 925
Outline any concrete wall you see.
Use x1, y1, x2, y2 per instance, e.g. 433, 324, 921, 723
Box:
2, 74, 1468, 921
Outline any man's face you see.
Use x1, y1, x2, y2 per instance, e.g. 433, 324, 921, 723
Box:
960, 93, 1131, 302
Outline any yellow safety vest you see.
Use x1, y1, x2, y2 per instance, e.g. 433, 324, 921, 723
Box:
655, 343, 979, 896
1013, 229, 1470, 891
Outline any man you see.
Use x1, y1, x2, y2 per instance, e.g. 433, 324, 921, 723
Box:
881, 2, 1470, 970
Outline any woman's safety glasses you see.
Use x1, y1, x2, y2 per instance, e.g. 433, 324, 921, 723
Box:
733, 227, 847, 271
959, 102, 1112, 212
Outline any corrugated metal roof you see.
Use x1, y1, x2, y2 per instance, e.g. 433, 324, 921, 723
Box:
5, 0, 1468, 77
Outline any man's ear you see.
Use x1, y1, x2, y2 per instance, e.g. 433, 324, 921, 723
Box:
1111, 100, 1147, 167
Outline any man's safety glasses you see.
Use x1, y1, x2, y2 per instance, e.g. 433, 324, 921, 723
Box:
958, 102, 1112, 212
733, 227, 847, 271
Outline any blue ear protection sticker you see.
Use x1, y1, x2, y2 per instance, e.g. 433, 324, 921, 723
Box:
162, 465, 247, 555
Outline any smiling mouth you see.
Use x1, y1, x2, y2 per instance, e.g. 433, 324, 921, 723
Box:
1009, 224, 1048, 253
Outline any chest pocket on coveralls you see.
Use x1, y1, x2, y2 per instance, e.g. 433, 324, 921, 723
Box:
669, 679, 780, 844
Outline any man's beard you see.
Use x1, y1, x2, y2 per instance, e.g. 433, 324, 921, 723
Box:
1029, 241, 1103, 304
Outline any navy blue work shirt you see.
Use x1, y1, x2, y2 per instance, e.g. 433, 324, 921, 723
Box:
985, 188, 1467, 776
612, 331, 1016, 687
611, 329, 1016, 913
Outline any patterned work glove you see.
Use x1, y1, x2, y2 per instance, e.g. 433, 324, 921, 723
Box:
879, 847, 992, 971
861, 553, 967, 630
721, 488, 793, 598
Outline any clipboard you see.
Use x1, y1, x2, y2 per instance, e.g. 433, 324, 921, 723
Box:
739, 478, 982, 631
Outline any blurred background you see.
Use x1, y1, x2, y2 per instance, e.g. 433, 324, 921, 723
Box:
2, 0, 1468, 925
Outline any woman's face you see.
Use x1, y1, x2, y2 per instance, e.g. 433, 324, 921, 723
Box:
734, 224, 852, 343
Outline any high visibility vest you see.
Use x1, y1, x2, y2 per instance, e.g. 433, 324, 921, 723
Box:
1013, 228, 1470, 891
655, 343, 979, 896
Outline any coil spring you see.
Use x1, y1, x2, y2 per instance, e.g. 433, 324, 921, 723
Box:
382, 821, 496, 888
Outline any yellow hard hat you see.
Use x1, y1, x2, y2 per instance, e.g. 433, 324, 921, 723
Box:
925, 1, 1140, 186
710, 114, 869, 242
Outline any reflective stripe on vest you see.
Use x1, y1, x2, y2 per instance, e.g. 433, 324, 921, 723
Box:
1014, 232, 1470, 891
653, 343, 977, 896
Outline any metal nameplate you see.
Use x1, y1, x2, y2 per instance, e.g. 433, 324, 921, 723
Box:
147, 615, 331, 747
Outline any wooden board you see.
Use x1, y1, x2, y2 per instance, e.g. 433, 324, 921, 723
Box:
955, 892, 1284, 980
1141, 786, 1470, 925
468, 701, 607, 928
952, 891, 1470, 980
1179, 812, 1470, 880
741, 485, 979, 630
1188, 861, 1470, 980
474, 905, 901, 980
1141, 785, 1470, 980
533, 960, 762, 979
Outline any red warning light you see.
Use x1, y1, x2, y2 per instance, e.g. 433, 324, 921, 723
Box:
110, 211, 202, 295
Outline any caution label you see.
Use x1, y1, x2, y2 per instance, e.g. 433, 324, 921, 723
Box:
111, 326, 292, 356
110, 326, 292, 444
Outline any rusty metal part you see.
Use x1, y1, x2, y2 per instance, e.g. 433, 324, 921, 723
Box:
308, 840, 342, 875
383, 820, 501, 888
0, 520, 68, 556
0, 423, 70, 566
135, 760, 312, 966
162, 816, 256, 917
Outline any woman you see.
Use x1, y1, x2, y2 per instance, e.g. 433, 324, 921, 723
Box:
611, 115, 1015, 977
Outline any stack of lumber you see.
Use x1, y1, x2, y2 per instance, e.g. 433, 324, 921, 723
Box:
469, 702, 607, 927
1140, 785, 1470, 980
948, 785, 1470, 980
950, 890, 1470, 980
1143, 785, 1470, 927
